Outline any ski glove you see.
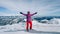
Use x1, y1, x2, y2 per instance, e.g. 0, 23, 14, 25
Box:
20, 12, 23, 14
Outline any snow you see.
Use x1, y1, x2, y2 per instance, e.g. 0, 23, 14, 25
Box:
0, 18, 60, 34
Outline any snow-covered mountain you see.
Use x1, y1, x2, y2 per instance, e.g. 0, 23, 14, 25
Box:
0, 16, 60, 34
0, 16, 60, 25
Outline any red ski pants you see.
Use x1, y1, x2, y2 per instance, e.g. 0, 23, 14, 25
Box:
26, 21, 32, 31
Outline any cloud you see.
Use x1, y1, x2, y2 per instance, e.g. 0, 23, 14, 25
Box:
0, 0, 60, 16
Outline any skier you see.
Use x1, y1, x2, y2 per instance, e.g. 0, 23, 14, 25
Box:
20, 11, 37, 31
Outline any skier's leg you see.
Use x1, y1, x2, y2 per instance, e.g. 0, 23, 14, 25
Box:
26, 22, 29, 31
30, 21, 32, 30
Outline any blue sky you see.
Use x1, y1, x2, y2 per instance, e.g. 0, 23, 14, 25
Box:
0, 0, 60, 16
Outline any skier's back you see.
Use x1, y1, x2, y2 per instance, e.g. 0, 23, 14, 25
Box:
20, 11, 37, 31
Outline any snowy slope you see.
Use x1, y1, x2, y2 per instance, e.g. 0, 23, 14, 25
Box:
0, 18, 60, 34
0, 19, 60, 34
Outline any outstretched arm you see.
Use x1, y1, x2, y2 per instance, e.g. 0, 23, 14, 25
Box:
31, 12, 37, 16
20, 12, 27, 16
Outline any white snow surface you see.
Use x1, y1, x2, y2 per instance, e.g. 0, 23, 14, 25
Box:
0, 18, 60, 34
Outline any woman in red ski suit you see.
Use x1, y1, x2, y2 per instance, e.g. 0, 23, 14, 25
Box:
20, 11, 37, 31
